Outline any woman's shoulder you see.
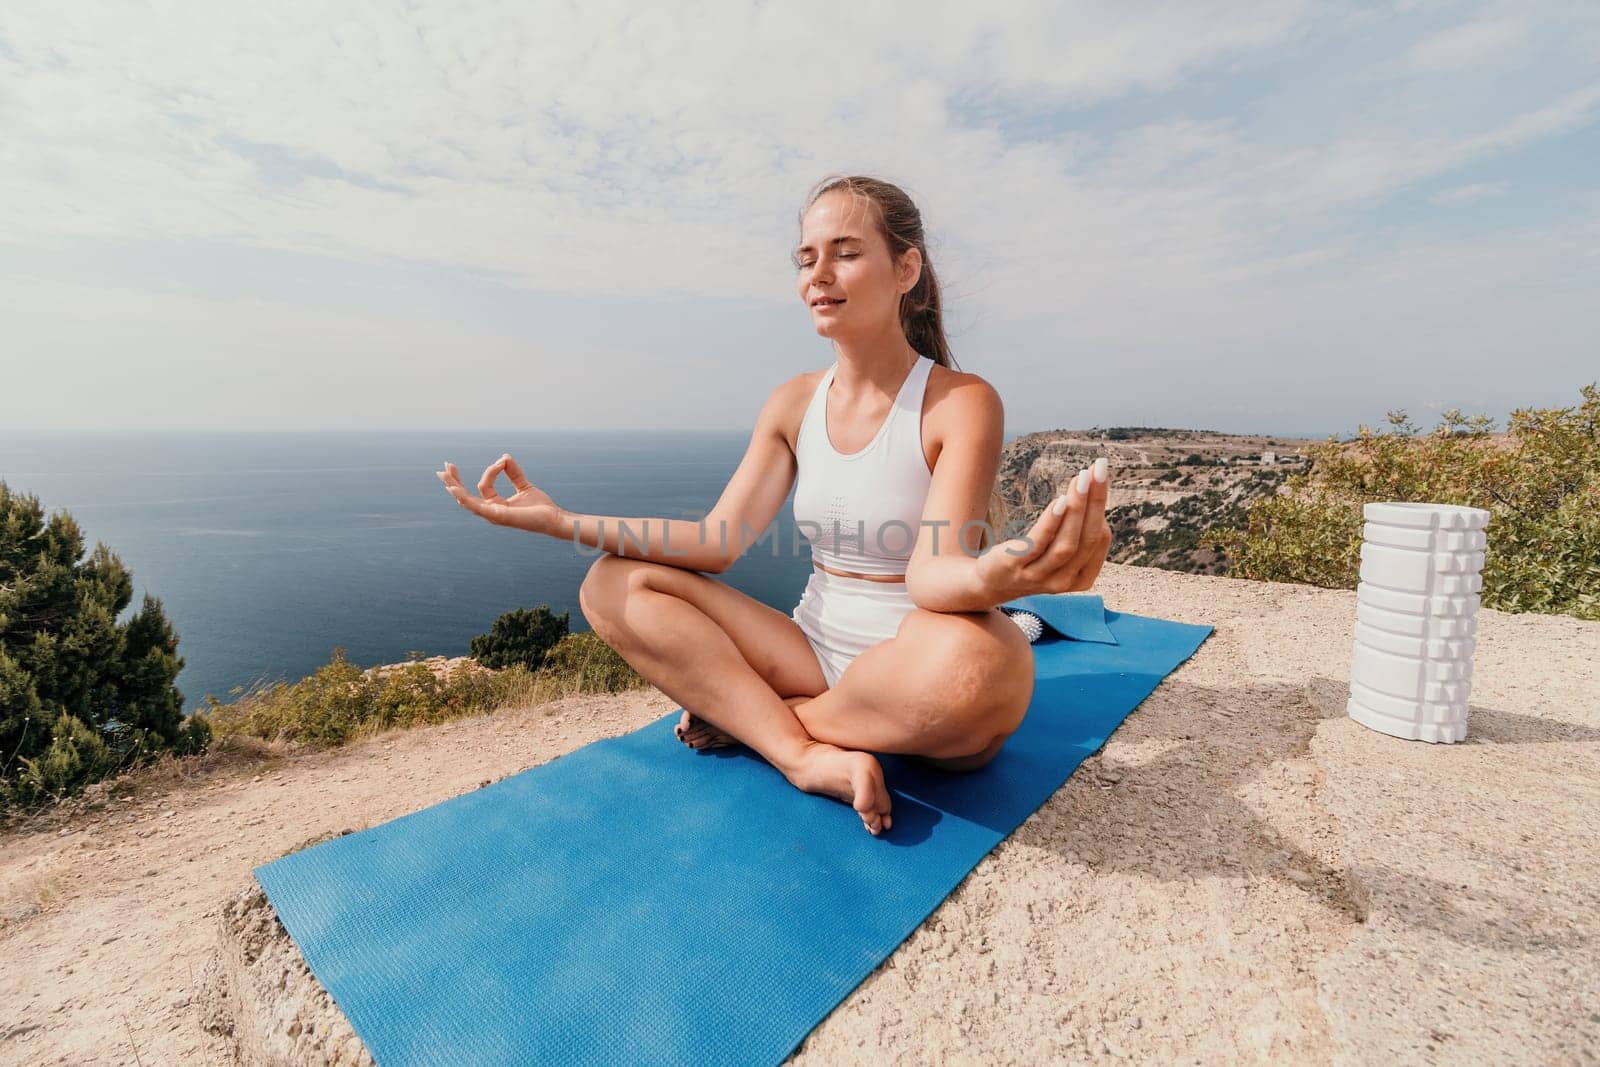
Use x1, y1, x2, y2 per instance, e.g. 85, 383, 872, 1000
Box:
773, 366, 829, 414
925, 362, 1002, 419
756, 367, 831, 451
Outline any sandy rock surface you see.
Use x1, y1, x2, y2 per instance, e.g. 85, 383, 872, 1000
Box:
1, 562, 1595, 1065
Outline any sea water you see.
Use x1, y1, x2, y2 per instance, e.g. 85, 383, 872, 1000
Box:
0, 429, 814, 714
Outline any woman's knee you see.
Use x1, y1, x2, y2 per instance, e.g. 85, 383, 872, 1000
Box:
580, 555, 687, 640
918, 729, 1011, 772
578, 553, 636, 631
898, 613, 1032, 746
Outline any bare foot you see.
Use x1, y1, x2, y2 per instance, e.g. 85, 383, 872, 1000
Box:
786, 742, 894, 836
674, 710, 736, 750
674, 695, 813, 751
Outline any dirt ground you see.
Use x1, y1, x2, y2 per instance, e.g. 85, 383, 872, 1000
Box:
1, 562, 1596, 1065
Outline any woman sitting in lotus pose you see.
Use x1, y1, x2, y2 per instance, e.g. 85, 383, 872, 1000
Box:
437, 174, 1112, 837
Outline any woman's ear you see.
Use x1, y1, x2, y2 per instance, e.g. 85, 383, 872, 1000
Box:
897, 245, 923, 294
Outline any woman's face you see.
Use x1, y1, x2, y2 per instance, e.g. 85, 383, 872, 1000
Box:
794, 190, 919, 341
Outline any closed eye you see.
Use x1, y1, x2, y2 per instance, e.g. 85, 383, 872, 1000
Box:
796, 253, 859, 270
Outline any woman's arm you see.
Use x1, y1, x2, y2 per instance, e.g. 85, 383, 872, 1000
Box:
547, 509, 736, 573
548, 376, 806, 574
905, 374, 1111, 613
904, 376, 1010, 612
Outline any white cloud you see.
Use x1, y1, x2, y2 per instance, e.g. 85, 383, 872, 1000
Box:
0, 0, 1330, 296
1430, 180, 1511, 204
0, 1, 1596, 433
1407, 17, 1527, 71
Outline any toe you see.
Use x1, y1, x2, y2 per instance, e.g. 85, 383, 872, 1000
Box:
864, 778, 892, 834
849, 764, 892, 836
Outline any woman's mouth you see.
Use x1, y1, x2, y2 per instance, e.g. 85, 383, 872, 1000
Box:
813, 298, 846, 310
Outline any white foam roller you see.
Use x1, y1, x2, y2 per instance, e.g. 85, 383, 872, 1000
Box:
1438, 529, 1488, 551
1349, 679, 1467, 724
1356, 581, 1423, 613
1358, 542, 1435, 593
1423, 678, 1472, 703
1348, 697, 1468, 743
1356, 582, 1480, 620
1357, 599, 1478, 639
1362, 522, 1433, 550
1426, 592, 1481, 616
1363, 502, 1490, 531
1350, 643, 1471, 705
1347, 501, 1490, 743
1354, 619, 1476, 661
1358, 543, 1486, 593
1434, 550, 1486, 574
1362, 522, 1487, 552
1433, 572, 1483, 595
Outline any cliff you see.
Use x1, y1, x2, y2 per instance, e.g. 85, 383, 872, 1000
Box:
997, 427, 1318, 575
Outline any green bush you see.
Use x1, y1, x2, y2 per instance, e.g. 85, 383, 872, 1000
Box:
200, 632, 646, 750
470, 605, 570, 670
199, 646, 537, 747
4, 711, 115, 808
539, 631, 647, 694
1210, 383, 1600, 619
1, 482, 206, 812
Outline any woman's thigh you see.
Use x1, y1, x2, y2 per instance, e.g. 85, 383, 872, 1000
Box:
794, 606, 1034, 759
581, 555, 828, 699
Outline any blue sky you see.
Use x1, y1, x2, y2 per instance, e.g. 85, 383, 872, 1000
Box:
1, 1, 1595, 440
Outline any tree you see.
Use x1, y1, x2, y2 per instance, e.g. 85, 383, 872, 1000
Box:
1209, 383, 1600, 619
469, 605, 571, 671
1, 482, 209, 810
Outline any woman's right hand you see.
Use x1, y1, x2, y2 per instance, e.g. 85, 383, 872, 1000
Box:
974, 458, 1111, 603
436, 453, 563, 536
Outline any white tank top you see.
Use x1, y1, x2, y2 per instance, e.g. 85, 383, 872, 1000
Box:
792, 356, 935, 577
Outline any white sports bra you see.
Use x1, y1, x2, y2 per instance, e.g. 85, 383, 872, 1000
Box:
792, 355, 935, 577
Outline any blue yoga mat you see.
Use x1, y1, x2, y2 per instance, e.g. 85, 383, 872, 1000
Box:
255, 600, 1211, 1065
1000, 592, 1119, 645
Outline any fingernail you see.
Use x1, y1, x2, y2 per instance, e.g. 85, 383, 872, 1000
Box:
1052, 494, 1068, 515
1093, 457, 1108, 483
1076, 469, 1091, 494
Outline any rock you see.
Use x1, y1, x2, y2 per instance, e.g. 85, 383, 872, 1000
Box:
199, 883, 376, 1066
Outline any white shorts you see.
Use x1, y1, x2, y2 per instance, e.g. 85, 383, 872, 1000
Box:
790, 566, 919, 689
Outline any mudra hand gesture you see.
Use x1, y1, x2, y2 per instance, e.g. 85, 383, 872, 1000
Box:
436, 453, 561, 536
976, 457, 1112, 602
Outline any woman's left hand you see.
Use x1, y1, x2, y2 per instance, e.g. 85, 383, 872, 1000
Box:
976, 458, 1112, 603
436, 454, 562, 536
